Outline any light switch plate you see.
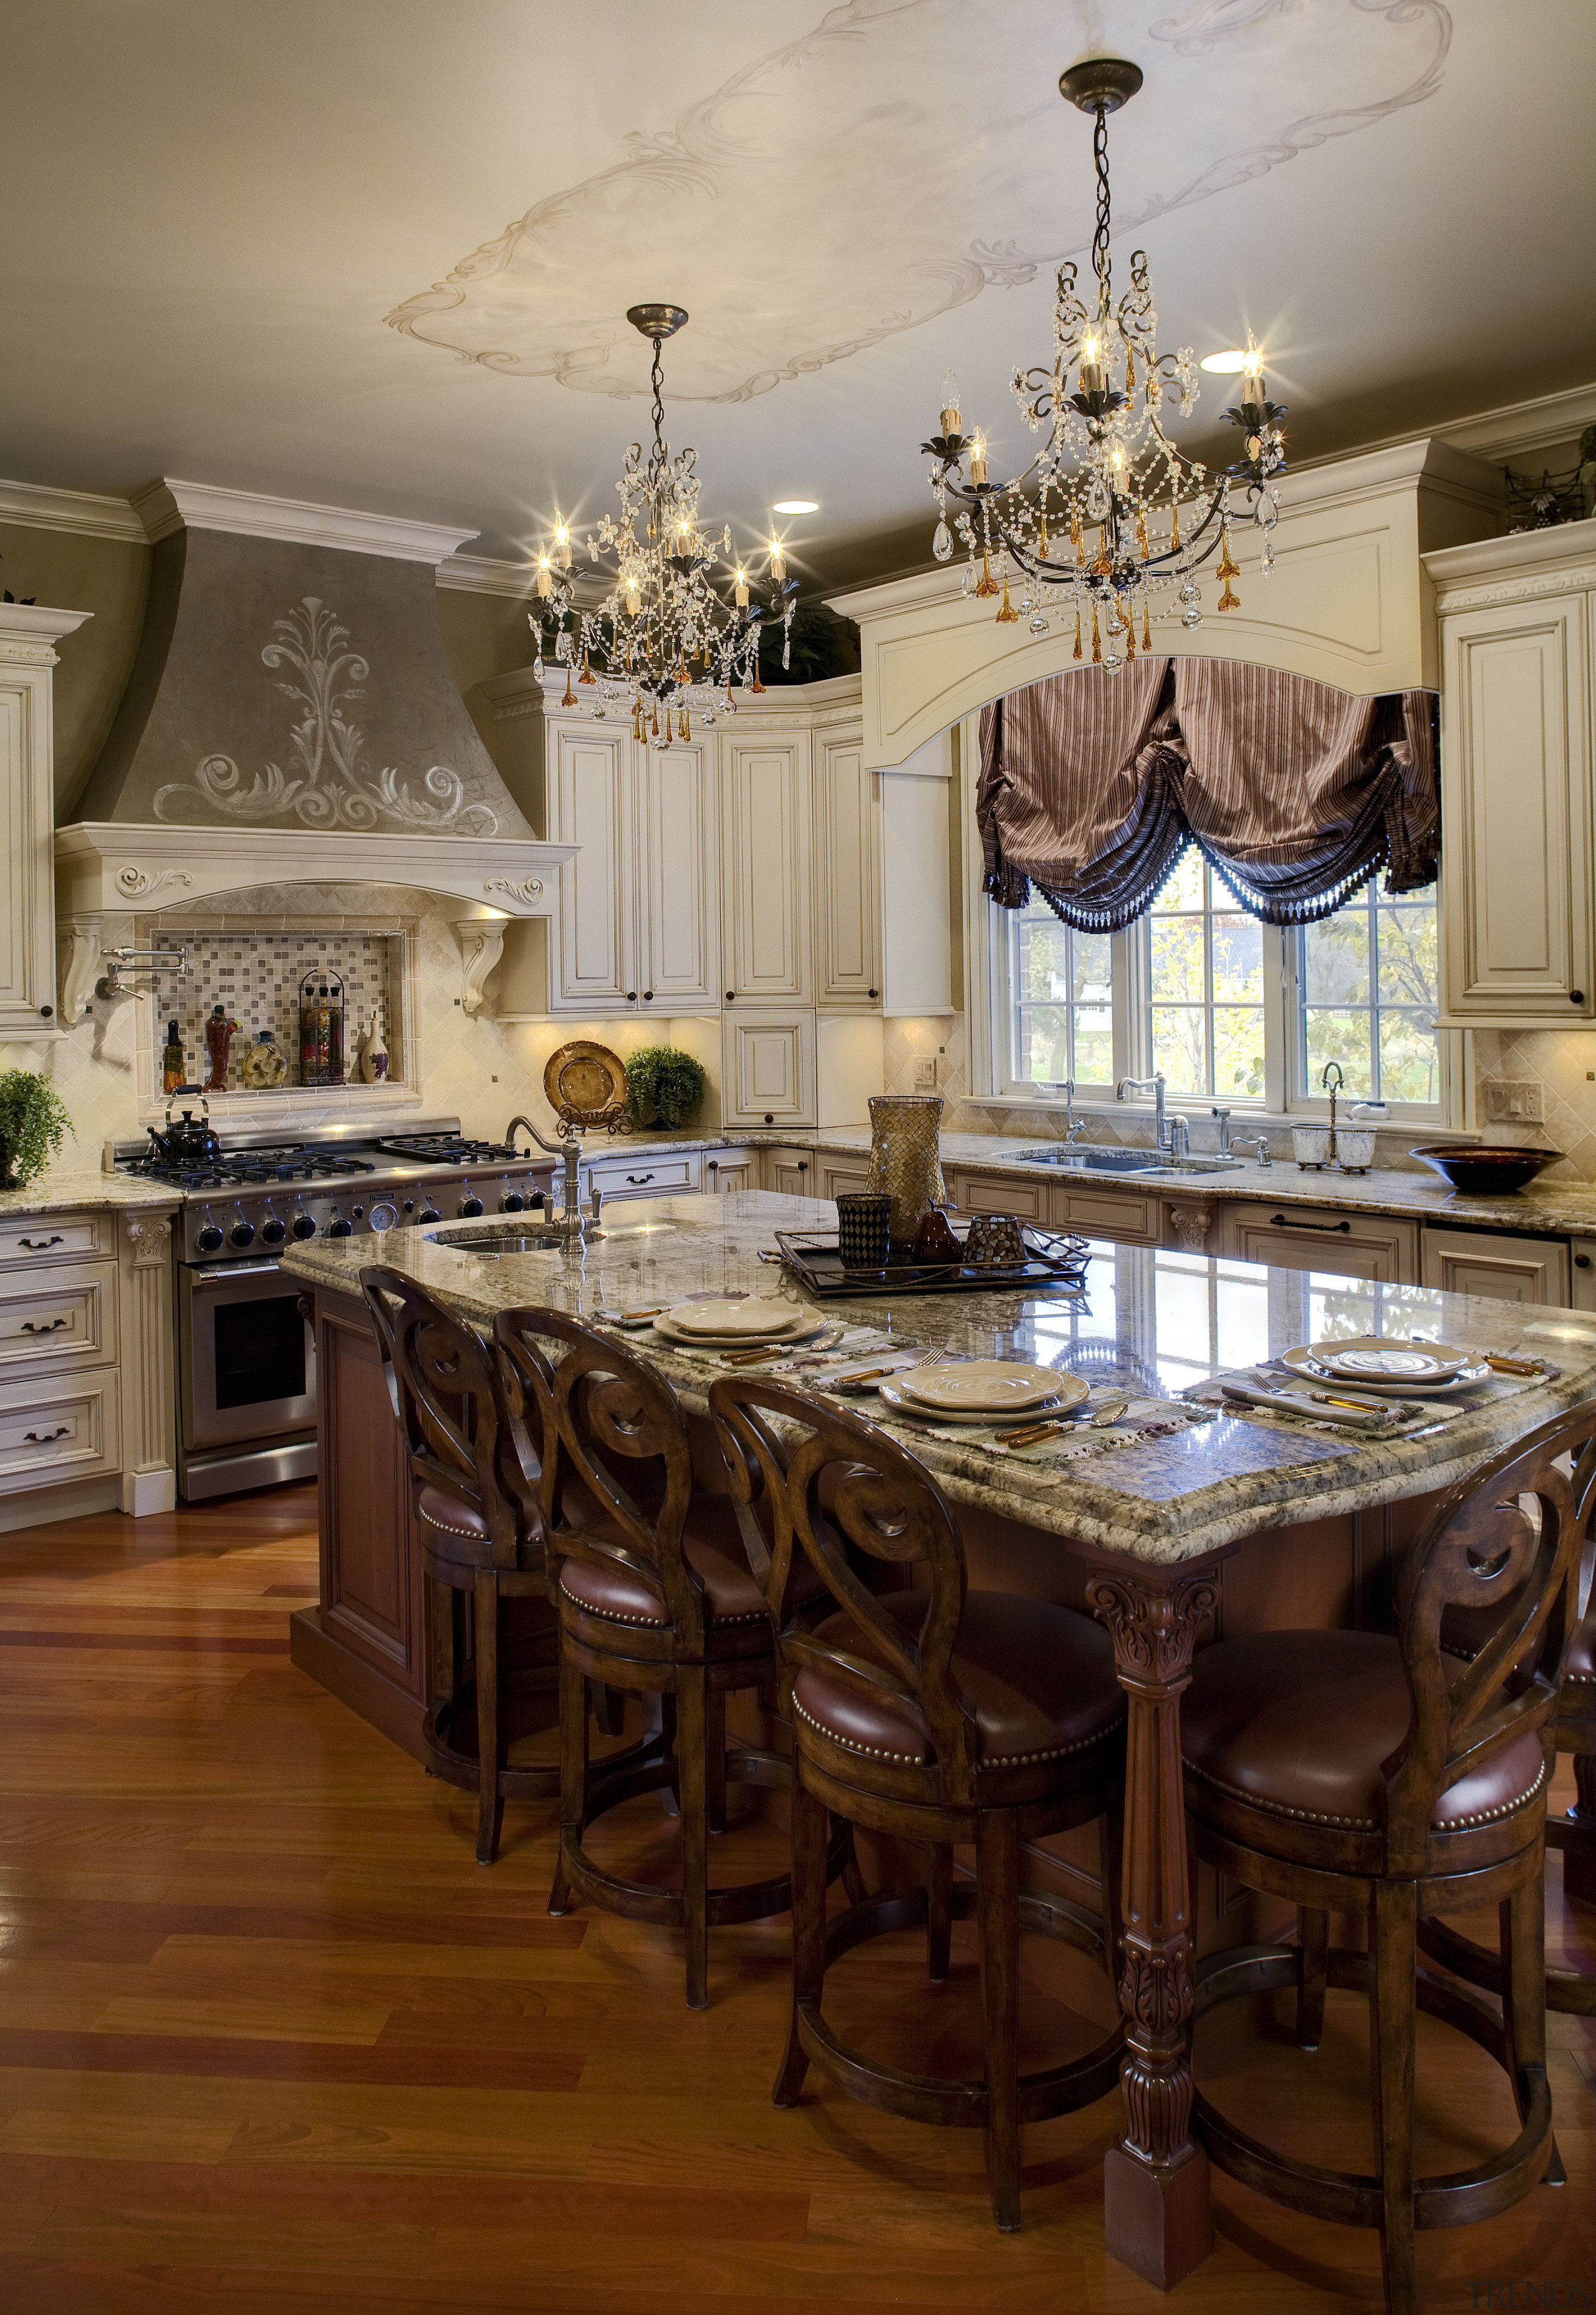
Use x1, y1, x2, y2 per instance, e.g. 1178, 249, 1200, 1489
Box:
1483, 1079, 1544, 1124
914, 1057, 938, 1089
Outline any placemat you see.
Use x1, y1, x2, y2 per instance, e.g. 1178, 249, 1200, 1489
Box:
1182, 1357, 1561, 1441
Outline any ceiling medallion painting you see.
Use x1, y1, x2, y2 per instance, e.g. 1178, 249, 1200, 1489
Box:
921, 57, 1284, 665
383, 0, 1449, 406
528, 305, 794, 748
153, 598, 499, 835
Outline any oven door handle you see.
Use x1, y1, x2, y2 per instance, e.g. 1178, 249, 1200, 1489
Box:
189, 1262, 286, 1286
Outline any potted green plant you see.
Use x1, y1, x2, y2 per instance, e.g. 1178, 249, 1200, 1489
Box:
625, 1046, 707, 1132
0, 1070, 73, 1191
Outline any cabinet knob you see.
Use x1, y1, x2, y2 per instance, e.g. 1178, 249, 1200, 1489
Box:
798, 1161, 808, 1173
868, 988, 878, 1000
764, 1113, 774, 1125
39, 1004, 53, 1019
1577, 1254, 1592, 1269
1573, 991, 1586, 1004
725, 991, 736, 1003
626, 991, 637, 1003
643, 990, 653, 1001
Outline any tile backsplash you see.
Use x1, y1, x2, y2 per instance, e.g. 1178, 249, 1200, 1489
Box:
149, 928, 401, 1094
1474, 1029, 1596, 1182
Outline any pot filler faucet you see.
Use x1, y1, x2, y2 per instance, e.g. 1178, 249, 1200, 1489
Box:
504, 1114, 584, 1239
1115, 1072, 1180, 1154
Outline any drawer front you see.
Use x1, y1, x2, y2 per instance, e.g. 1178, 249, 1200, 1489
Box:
1223, 1202, 1418, 1284
0, 1212, 110, 1268
0, 1260, 117, 1371
1052, 1184, 1161, 1243
587, 1154, 701, 1201
0, 1367, 120, 1490
1421, 1228, 1570, 1306
949, 1170, 1050, 1223
819, 1162, 875, 1203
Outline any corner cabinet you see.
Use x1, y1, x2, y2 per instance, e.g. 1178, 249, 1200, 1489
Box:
2, 604, 91, 1037
1426, 524, 1596, 1027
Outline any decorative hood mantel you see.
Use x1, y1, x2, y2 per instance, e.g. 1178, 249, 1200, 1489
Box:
57, 480, 572, 919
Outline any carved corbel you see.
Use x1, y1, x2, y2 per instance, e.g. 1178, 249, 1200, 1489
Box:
56, 915, 103, 1022
1164, 1200, 1213, 1254
445, 905, 509, 1018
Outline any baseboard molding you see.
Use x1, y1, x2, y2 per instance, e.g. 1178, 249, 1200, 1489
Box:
121, 1466, 177, 1517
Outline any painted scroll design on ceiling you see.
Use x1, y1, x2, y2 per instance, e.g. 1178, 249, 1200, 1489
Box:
153, 597, 498, 835
382, 0, 1449, 407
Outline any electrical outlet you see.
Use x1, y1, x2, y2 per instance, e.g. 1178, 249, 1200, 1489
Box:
914, 1057, 938, 1089
1483, 1079, 1544, 1124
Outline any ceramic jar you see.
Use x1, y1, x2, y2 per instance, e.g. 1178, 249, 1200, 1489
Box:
863, 1092, 946, 1248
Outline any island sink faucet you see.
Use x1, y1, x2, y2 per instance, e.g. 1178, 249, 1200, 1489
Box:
505, 1112, 584, 1242
1116, 1072, 1171, 1152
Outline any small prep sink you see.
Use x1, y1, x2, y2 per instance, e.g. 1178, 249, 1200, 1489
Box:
428, 1225, 565, 1258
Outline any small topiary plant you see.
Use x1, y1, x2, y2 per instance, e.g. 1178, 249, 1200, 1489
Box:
0, 1070, 73, 1190
625, 1046, 707, 1132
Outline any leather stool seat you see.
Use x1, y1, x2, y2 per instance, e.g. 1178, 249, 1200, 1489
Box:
557, 1525, 773, 1656
1184, 1630, 1547, 1834
416, 1483, 491, 1548
1564, 1607, 1596, 1684
796, 1590, 1124, 1780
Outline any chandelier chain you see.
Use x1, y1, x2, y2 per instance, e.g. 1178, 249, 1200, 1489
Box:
1091, 103, 1112, 304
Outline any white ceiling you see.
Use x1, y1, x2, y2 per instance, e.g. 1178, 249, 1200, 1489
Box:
4, 0, 1594, 590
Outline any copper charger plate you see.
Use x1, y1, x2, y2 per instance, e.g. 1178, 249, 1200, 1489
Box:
543, 1039, 628, 1127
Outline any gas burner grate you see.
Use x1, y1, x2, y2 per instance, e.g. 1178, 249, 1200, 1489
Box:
373, 1134, 519, 1166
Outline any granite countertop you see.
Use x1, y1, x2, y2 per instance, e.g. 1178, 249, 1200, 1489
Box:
0, 1168, 183, 1221
282, 1189, 1596, 1566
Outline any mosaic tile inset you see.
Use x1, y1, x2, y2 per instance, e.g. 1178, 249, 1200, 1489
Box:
150, 930, 401, 1095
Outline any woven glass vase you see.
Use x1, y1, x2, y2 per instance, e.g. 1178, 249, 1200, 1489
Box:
863, 1092, 946, 1248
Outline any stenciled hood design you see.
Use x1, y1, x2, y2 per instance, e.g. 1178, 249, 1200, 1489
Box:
75, 522, 533, 840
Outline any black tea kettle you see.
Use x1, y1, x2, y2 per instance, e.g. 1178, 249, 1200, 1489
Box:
147, 1087, 223, 1171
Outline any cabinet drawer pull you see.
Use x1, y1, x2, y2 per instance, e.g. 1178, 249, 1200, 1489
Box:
24, 1427, 70, 1445
625, 1173, 655, 1185
1269, 1213, 1350, 1235
17, 1235, 65, 1251
20, 1317, 72, 1334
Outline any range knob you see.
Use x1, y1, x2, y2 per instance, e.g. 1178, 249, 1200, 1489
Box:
458, 1191, 484, 1218
417, 1203, 441, 1225
327, 1209, 354, 1239
260, 1213, 286, 1246
500, 1190, 526, 1213
196, 1213, 224, 1255
229, 1215, 256, 1249
291, 1211, 317, 1241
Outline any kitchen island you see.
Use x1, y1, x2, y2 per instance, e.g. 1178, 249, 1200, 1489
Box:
283, 1190, 1596, 2292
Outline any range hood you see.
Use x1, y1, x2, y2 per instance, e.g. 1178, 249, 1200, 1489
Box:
57, 480, 572, 921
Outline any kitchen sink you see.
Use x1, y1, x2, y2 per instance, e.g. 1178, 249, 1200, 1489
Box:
1013, 1145, 1246, 1176
428, 1225, 565, 1258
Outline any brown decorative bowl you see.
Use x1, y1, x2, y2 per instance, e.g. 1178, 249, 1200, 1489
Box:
1408, 1144, 1564, 1195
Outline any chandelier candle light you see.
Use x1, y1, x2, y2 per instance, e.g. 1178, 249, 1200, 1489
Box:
529, 305, 799, 745
920, 57, 1286, 670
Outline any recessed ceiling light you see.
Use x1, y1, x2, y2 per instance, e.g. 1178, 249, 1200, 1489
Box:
1200, 349, 1251, 373
771, 498, 818, 514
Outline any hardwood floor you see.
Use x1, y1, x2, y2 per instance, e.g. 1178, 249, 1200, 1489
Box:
0, 1483, 1592, 2313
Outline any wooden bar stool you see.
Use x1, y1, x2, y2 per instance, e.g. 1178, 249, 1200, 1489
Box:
708, 1375, 1127, 2233
1180, 1404, 1596, 2315
493, 1307, 850, 2012
362, 1266, 557, 1865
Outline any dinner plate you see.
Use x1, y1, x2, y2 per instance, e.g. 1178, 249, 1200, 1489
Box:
1279, 1345, 1488, 1397
651, 1314, 829, 1351
877, 1377, 1085, 1428
1284, 1337, 1468, 1384
666, 1297, 808, 1339
898, 1361, 1086, 1416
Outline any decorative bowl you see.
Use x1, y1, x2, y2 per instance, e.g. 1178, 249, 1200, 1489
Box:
1408, 1144, 1564, 1195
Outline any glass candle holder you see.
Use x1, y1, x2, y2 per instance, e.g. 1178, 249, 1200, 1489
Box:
863, 1092, 946, 1249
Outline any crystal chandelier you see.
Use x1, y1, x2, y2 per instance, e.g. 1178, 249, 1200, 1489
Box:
529, 304, 797, 746
920, 58, 1286, 671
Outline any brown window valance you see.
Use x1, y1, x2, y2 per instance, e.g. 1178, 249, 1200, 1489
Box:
976, 660, 1440, 930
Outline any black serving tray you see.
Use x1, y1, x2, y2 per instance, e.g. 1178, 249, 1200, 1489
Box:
774, 1225, 1092, 1300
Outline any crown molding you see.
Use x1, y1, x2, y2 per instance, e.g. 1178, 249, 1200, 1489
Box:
1424, 514, 1596, 608
0, 603, 95, 665
0, 477, 146, 541
130, 478, 478, 563
435, 551, 537, 597
1431, 380, 1596, 463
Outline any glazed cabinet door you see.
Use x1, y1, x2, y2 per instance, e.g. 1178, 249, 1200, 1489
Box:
1438, 595, 1592, 1023
549, 724, 638, 1011
814, 727, 880, 1005
1220, 1201, 1420, 1284
721, 732, 811, 1002
0, 661, 56, 1036
642, 738, 719, 1006
1421, 1228, 1569, 1306
721, 1014, 816, 1129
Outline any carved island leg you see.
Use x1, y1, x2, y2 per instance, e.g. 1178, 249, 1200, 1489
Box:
1088, 1567, 1218, 2291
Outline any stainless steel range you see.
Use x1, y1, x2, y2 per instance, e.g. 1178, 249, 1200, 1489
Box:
112, 1112, 555, 1500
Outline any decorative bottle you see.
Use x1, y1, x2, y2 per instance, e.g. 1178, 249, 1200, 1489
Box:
203, 1002, 239, 1093
162, 1020, 186, 1094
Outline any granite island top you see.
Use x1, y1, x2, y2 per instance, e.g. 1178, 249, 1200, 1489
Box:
282, 1188, 1596, 1567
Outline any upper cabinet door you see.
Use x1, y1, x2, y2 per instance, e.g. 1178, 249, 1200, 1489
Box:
721, 733, 811, 1002
1438, 595, 1592, 1023
549, 726, 636, 1011
814, 729, 880, 1005
0, 666, 55, 1037
642, 739, 719, 1007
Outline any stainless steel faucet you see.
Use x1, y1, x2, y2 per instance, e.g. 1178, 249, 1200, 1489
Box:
505, 1113, 584, 1242
1051, 1077, 1089, 1143
1254, 1135, 1272, 1167
1116, 1073, 1170, 1151
1211, 1105, 1233, 1156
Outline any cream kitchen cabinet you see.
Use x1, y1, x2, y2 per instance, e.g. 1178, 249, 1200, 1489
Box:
818, 1157, 875, 1202
1421, 1227, 1569, 1305
703, 1149, 757, 1193
2, 604, 90, 1037
764, 1146, 818, 1198
585, 1150, 701, 1203
1220, 1200, 1420, 1284
721, 1013, 815, 1129
721, 725, 811, 1003
946, 1167, 1051, 1225
812, 711, 952, 1013
813, 723, 879, 1006
1426, 524, 1596, 1026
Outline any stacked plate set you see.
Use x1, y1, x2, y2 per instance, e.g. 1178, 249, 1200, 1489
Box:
649, 1297, 831, 1350
873, 1360, 1087, 1428
1277, 1336, 1489, 1395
